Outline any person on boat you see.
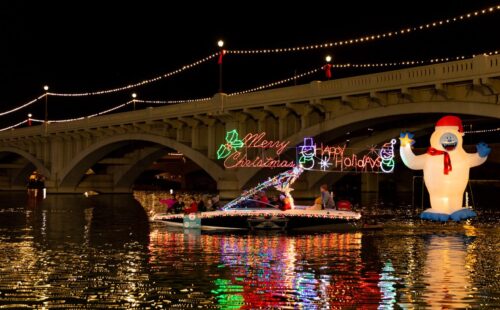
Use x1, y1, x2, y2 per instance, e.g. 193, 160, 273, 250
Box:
172, 195, 184, 213
272, 195, 284, 210
320, 184, 335, 210
280, 194, 292, 211
159, 195, 177, 213
184, 197, 198, 214
205, 196, 213, 211
307, 197, 322, 210
258, 191, 269, 208
196, 196, 206, 212
211, 195, 221, 210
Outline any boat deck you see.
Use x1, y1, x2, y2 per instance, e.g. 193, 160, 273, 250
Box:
150, 209, 362, 232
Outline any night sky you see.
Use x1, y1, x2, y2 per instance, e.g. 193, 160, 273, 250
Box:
1, 1, 499, 126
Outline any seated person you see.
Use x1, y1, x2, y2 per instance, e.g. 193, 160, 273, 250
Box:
271, 195, 284, 209
280, 194, 292, 211
306, 197, 322, 210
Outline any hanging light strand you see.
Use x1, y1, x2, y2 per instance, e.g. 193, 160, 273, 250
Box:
465, 127, 500, 134
48, 53, 218, 97
37, 101, 135, 123
134, 98, 211, 105
1, 49, 500, 127
0, 94, 46, 117
0, 120, 30, 132
228, 68, 322, 96
226, 5, 500, 55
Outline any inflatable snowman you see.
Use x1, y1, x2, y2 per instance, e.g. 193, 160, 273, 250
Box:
399, 115, 491, 221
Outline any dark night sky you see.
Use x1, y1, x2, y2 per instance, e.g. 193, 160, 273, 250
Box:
1, 1, 499, 126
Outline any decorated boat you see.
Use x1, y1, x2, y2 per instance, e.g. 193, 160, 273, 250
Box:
150, 167, 362, 232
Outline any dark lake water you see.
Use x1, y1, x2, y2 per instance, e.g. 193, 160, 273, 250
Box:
0, 192, 498, 309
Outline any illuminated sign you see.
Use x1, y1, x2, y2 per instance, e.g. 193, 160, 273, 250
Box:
217, 130, 295, 169
217, 130, 395, 173
297, 137, 396, 173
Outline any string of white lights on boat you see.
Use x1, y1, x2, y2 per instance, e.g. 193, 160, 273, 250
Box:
226, 4, 500, 55
47, 53, 218, 97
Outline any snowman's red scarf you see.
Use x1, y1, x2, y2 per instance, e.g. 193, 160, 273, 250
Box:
427, 147, 452, 174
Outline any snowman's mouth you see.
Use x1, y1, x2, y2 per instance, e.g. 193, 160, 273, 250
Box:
442, 141, 457, 151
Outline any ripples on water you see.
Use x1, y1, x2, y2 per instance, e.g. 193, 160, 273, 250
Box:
0, 192, 498, 309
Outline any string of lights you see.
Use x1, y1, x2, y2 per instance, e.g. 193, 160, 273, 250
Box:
226, 4, 500, 54
465, 127, 500, 134
228, 68, 322, 96
1, 49, 499, 127
47, 53, 218, 97
0, 120, 29, 132
32, 6, 500, 100
134, 98, 211, 105
0, 94, 46, 117
31, 101, 135, 124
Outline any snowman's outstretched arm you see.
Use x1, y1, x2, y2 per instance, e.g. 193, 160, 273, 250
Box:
400, 144, 426, 170
468, 142, 490, 167
399, 132, 426, 170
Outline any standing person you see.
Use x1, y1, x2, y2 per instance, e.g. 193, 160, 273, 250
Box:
320, 184, 335, 210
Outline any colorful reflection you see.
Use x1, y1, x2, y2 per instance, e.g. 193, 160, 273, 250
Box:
210, 233, 382, 309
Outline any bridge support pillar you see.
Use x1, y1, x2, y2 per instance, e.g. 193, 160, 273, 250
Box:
217, 178, 240, 200
361, 173, 378, 192
361, 174, 379, 205
207, 124, 216, 159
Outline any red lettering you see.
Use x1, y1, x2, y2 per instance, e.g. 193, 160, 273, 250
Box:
243, 132, 290, 155
224, 151, 296, 169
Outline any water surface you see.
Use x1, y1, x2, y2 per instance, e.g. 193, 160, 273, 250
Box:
0, 192, 498, 309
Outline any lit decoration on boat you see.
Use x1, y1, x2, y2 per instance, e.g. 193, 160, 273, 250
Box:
297, 137, 395, 173
399, 115, 490, 221
298, 137, 316, 169
380, 139, 397, 173
157, 209, 361, 221
218, 130, 295, 169
216, 129, 244, 159
319, 156, 332, 171
223, 167, 304, 210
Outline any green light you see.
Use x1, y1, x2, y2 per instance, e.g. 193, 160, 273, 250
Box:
217, 129, 244, 159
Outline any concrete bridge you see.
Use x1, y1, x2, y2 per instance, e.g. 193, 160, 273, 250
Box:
0, 55, 499, 199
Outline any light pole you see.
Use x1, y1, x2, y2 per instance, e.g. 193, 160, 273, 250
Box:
217, 40, 224, 93
27, 113, 32, 126
132, 93, 137, 111
43, 85, 49, 123
43, 85, 49, 134
324, 55, 332, 80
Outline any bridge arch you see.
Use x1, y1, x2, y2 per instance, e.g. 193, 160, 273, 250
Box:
238, 101, 500, 188
0, 147, 51, 188
58, 133, 227, 191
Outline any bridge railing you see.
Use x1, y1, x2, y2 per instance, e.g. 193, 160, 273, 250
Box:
0, 54, 499, 139
316, 54, 497, 95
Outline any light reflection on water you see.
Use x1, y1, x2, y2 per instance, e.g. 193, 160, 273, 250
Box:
0, 192, 498, 309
